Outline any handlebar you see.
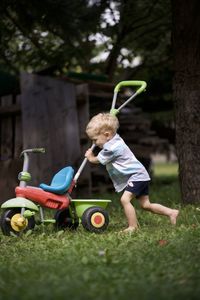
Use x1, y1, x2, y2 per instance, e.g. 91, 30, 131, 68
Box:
114, 80, 147, 94
110, 80, 147, 115
20, 148, 46, 156
74, 144, 96, 182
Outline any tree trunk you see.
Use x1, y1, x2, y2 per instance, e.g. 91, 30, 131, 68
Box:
105, 35, 123, 81
172, 0, 200, 203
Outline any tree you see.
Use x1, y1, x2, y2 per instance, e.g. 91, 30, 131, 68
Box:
101, 0, 172, 81
0, 0, 171, 81
172, 0, 200, 203
0, 0, 108, 73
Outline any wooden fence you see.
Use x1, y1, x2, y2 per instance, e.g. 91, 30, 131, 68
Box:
0, 92, 22, 202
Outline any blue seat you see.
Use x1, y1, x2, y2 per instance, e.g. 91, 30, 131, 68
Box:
39, 166, 74, 195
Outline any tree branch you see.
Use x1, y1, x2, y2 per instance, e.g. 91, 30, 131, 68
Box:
0, 52, 19, 73
131, 21, 170, 43
4, 8, 49, 62
125, 15, 170, 35
129, 0, 160, 26
122, 56, 171, 80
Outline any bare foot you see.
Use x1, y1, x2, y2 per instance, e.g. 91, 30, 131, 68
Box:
121, 226, 138, 233
169, 209, 179, 225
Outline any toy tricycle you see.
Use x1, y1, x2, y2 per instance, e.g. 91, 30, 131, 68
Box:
0, 80, 147, 236
0, 148, 112, 235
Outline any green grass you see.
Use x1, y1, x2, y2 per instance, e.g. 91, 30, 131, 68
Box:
153, 162, 178, 177
1, 163, 200, 300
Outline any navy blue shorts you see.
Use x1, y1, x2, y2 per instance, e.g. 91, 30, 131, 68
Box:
124, 181, 150, 198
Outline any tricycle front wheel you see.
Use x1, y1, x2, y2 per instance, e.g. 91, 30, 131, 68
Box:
0, 208, 35, 236
81, 206, 109, 233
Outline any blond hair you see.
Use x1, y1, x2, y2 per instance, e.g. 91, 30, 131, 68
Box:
86, 113, 119, 138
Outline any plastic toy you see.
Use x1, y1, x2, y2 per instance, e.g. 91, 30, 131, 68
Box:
0, 81, 147, 236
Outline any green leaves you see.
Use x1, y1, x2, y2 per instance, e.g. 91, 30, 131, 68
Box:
0, 0, 172, 81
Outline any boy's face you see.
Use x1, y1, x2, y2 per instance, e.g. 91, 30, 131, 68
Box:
90, 132, 113, 148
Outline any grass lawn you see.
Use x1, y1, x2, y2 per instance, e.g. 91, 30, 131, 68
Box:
0, 163, 200, 300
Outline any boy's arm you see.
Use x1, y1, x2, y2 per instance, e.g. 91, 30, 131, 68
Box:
85, 148, 100, 164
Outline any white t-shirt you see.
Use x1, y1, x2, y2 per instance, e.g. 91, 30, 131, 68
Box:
97, 134, 150, 192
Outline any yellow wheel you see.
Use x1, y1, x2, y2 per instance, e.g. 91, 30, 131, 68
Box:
10, 213, 28, 232
0, 208, 35, 236
81, 206, 109, 233
90, 212, 105, 228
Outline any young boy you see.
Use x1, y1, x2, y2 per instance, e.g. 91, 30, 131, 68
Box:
85, 113, 179, 232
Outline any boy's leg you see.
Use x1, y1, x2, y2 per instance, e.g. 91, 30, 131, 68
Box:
120, 191, 138, 232
138, 195, 179, 225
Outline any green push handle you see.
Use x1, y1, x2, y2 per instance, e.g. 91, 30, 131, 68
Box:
20, 148, 46, 157
114, 80, 147, 94
31, 148, 46, 153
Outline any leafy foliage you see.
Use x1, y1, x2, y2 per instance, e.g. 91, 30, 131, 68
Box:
0, 0, 171, 80
0, 0, 107, 73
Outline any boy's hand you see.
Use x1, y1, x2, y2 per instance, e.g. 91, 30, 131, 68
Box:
85, 148, 94, 159
85, 148, 99, 164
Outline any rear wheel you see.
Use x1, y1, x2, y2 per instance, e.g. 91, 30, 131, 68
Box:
54, 209, 79, 230
81, 206, 109, 233
0, 208, 35, 236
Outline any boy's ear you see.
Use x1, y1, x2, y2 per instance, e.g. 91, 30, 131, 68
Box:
104, 131, 112, 138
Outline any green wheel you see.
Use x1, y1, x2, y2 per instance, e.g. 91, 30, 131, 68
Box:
0, 208, 35, 236
54, 209, 79, 230
81, 206, 109, 233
